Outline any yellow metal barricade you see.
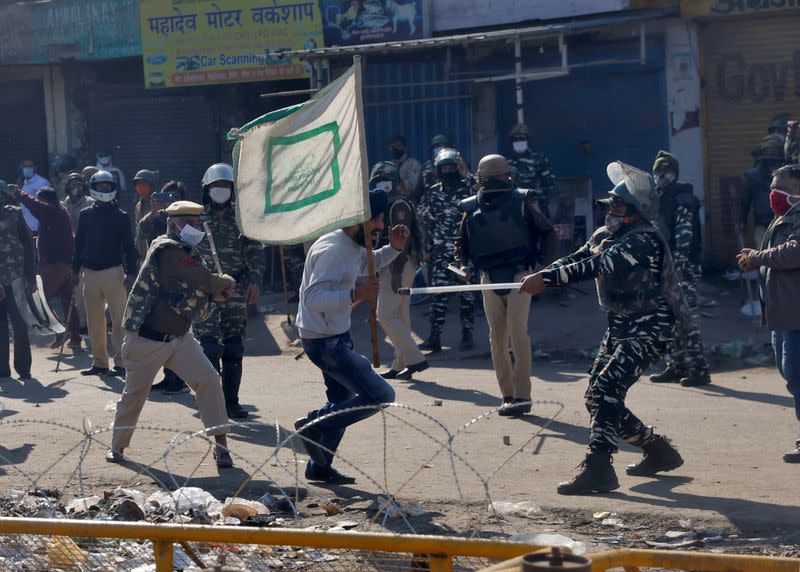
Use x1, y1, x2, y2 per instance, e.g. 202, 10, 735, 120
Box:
0, 517, 542, 571
483, 548, 800, 571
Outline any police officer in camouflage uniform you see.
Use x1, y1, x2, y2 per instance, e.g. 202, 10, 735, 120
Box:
194, 163, 265, 419
417, 134, 452, 200
508, 124, 558, 218
520, 162, 686, 495
0, 180, 35, 380
418, 148, 475, 353
650, 151, 710, 387
107, 200, 236, 468
133, 170, 158, 260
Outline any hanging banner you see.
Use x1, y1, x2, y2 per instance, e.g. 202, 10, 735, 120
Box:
319, 0, 425, 46
140, 0, 324, 89
232, 63, 369, 244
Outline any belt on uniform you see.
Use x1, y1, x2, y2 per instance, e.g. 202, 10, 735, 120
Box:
138, 325, 177, 343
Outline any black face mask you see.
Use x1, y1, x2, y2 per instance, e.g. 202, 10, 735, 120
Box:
440, 172, 461, 186
390, 147, 405, 160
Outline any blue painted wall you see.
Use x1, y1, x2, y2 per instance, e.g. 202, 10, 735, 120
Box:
362, 56, 473, 171
496, 35, 668, 198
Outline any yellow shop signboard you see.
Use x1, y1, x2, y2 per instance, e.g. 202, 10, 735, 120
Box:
140, 0, 323, 89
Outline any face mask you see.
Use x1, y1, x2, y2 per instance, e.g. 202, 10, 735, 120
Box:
179, 223, 205, 247
90, 189, 117, 203
769, 189, 800, 216
374, 180, 393, 193
605, 213, 625, 233
654, 171, 676, 189
209, 187, 232, 204
22, 167, 34, 179
390, 147, 405, 160
512, 141, 528, 154
440, 171, 461, 186
97, 156, 111, 166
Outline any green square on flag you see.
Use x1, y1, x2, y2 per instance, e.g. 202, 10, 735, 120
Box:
265, 122, 342, 214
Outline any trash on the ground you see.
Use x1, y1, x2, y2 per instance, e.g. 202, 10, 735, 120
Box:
596, 535, 625, 543
222, 497, 270, 520
502, 435, 511, 445
257, 492, 279, 509
8, 489, 25, 503
433, 400, 443, 406
601, 517, 628, 529
490, 500, 542, 518
334, 520, 359, 529
593, 511, 611, 519
113, 499, 145, 521
510, 533, 586, 555
147, 487, 223, 517
105, 400, 117, 412
373, 496, 429, 519
679, 518, 695, 529
323, 503, 342, 515
66, 496, 100, 514
47, 536, 88, 569
113, 488, 147, 512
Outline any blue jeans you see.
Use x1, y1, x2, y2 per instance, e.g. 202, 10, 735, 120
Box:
301, 332, 395, 467
772, 330, 800, 421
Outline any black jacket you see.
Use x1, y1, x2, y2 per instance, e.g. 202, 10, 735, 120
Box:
72, 202, 138, 274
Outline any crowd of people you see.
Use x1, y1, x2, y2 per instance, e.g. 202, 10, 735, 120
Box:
0, 116, 798, 494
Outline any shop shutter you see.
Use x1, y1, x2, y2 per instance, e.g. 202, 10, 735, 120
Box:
88, 91, 219, 205
701, 14, 800, 266
0, 80, 48, 183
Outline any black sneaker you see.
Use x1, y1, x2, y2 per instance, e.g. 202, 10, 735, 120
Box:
396, 361, 430, 380
150, 378, 170, 392
164, 382, 190, 395
105, 448, 125, 463
650, 365, 684, 383
305, 463, 356, 484
379, 369, 401, 379
113, 366, 126, 377
214, 448, 234, 468
81, 366, 109, 377
295, 415, 325, 464
626, 435, 684, 476
557, 452, 620, 495
18, 373, 31, 381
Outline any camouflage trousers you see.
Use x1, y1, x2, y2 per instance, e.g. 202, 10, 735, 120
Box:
193, 282, 248, 342
429, 262, 474, 335
586, 330, 663, 453
665, 265, 709, 374
282, 245, 306, 291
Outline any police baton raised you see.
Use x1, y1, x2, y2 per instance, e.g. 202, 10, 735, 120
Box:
202, 221, 224, 275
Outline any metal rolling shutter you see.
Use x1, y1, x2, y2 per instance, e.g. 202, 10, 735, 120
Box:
701, 14, 800, 266
88, 91, 219, 204
0, 80, 47, 183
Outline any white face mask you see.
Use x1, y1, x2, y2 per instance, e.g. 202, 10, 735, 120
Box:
90, 189, 116, 203
179, 223, 205, 247
512, 141, 528, 153
374, 180, 393, 193
97, 156, 112, 166
209, 186, 232, 204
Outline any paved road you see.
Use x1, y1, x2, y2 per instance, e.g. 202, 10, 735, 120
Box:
0, 283, 795, 532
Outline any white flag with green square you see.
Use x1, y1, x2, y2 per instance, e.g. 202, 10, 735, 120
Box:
231, 63, 369, 244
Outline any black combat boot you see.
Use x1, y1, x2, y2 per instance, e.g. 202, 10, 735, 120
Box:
783, 439, 800, 463
626, 435, 684, 476
679, 369, 711, 387
419, 332, 441, 353
557, 451, 619, 495
650, 365, 684, 383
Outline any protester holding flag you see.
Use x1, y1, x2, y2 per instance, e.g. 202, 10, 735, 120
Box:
294, 189, 409, 484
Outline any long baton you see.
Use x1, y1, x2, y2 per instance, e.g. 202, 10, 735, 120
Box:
398, 283, 522, 296
202, 221, 224, 274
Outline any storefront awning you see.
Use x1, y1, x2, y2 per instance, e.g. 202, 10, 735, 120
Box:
284, 7, 677, 60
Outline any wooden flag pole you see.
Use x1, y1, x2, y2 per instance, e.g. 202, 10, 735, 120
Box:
279, 246, 292, 326
363, 219, 381, 368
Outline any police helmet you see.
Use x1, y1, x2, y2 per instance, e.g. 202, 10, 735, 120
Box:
434, 148, 460, 168
600, 161, 659, 221
89, 170, 118, 203
201, 163, 234, 188
509, 123, 532, 139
